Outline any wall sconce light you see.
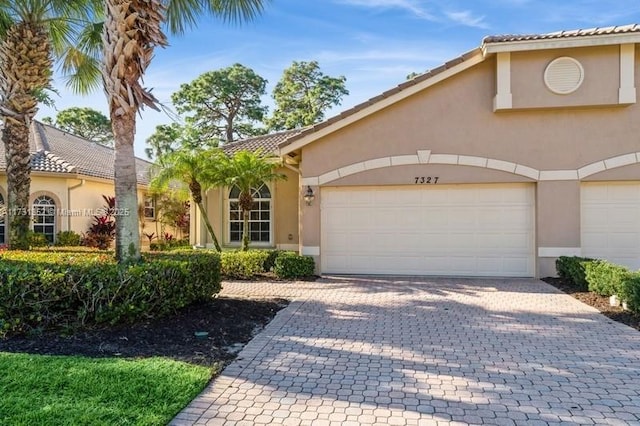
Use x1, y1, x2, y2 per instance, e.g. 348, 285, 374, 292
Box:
303, 186, 315, 206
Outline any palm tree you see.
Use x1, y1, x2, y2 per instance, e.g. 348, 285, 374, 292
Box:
102, 0, 267, 261
219, 149, 285, 251
149, 148, 224, 252
0, 1, 102, 249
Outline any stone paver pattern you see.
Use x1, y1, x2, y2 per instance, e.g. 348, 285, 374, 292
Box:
172, 277, 640, 425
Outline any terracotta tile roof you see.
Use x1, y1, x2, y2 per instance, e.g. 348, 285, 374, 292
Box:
483, 24, 640, 44
278, 48, 482, 149
0, 121, 151, 185
222, 128, 307, 155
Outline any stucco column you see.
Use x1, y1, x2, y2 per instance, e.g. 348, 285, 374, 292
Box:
300, 185, 321, 273
536, 181, 581, 277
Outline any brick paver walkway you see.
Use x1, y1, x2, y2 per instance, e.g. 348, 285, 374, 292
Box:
172, 277, 640, 425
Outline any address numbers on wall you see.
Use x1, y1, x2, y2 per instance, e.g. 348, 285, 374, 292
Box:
414, 176, 439, 184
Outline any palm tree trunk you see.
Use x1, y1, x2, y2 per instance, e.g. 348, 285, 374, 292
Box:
0, 21, 52, 250
2, 120, 31, 249
112, 112, 141, 261
242, 209, 250, 251
196, 201, 221, 252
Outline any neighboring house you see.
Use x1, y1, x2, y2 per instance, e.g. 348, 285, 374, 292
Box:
193, 24, 640, 278
0, 121, 154, 244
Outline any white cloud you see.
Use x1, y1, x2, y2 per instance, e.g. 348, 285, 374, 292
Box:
445, 10, 489, 29
335, 0, 436, 20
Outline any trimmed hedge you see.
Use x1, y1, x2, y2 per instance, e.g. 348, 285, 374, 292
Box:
584, 260, 631, 297
0, 250, 221, 337
274, 252, 315, 279
219, 250, 315, 280
619, 273, 640, 312
221, 250, 271, 279
554, 255, 640, 313
555, 256, 593, 290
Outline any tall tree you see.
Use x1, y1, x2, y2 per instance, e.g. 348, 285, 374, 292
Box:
145, 122, 218, 161
150, 148, 224, 251
268, 60, 348, 131
102, 0, 267, 262
171, 63, 268, 144
218, 149, 285, 251
0, 0, 102, 249
44, 106, 113, 145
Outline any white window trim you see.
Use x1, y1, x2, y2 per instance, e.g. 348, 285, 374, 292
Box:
32, 195, 56, 243
224, 183, 274, 247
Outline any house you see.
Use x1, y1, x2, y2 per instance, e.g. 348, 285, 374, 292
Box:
193, 24, 640, 278
0, 121, 154, 244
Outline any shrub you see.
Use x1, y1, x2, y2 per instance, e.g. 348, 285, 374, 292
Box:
263, 249, 285, 272
54, 230, 82, 247
619, 273, 640, 313
274, 252, 315, 279
27, 231, 49, 248
584, 260, 631, 297
150, 238, 190, 251
555, 256, 594, 290
0, 250, 221, 337
221, 250, 270, 279
83, 195, 116, 249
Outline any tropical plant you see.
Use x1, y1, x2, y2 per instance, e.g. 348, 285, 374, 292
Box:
0, 0, 102, 249
43, 107, 113, 145
171, 63, 268, 144
102, 0, 267, 262
150, 148, 224, 251
83, 195, 116, 249
218, 149, 286, 251
268, 60, 348, 130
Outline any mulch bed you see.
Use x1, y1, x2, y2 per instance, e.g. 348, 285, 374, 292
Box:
542, 277, 640, 331
0, 297, 289, 367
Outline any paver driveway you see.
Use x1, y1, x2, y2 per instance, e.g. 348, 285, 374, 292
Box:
172, 277, 640, 425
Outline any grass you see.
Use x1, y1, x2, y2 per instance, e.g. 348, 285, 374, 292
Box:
0, 352, 215, 426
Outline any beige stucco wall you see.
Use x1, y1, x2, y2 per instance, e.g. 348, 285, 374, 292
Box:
301, 56, 640, 178
194, 167, 300, 250
296, 45, 640, 277
0, 174, 156, 246
511, 46, 620, 109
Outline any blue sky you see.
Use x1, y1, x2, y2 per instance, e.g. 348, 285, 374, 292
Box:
38, 0, 640, 159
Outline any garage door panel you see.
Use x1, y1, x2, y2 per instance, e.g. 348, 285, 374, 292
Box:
321, 184, 535, 277
582, 183, 640, 270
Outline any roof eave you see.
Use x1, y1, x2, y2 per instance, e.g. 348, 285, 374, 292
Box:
279, 48, 485, 157
482, 32, 640, 56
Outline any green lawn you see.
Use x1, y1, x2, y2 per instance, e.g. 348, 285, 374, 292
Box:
0, 352, 215, 426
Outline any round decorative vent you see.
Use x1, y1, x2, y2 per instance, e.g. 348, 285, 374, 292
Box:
544, 57, 584, 95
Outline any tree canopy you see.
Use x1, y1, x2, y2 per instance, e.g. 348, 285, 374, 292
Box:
171, 63, 268, 144
145, 122, 218, 161
268, 60, 348, 131
43, 107, 113, 145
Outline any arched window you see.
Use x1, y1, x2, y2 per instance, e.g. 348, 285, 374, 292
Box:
228, 184, 271, 244
32, 195, 56, 243
0, 193, 5, 244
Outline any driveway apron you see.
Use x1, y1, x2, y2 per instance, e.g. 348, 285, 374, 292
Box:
172, 277, 640, 425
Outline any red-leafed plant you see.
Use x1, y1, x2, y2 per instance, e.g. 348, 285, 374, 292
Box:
83, 196, 116, 249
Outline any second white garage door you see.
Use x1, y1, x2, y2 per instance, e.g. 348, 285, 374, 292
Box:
582, 182, 640, 270
321, 184, 535, 277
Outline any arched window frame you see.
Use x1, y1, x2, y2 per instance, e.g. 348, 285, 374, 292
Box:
226, 183, 273, 246
32, 194, 57, 244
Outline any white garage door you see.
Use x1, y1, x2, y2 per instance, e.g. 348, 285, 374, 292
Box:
582, 182, 640, 270
321, 184, 535, 277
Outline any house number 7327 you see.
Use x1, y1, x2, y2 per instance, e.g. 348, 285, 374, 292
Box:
414, 176, 439, 184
